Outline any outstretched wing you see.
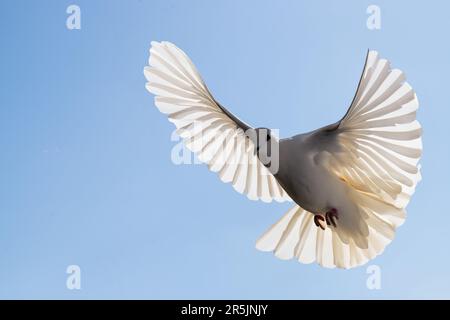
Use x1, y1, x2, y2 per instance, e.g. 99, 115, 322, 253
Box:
330, 50, 422, 212
144, 41, 291, 203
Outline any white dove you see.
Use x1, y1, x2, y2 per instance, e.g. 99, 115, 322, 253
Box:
144, 41, 422, 269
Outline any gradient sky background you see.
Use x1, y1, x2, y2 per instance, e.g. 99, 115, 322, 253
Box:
1, 0, 449, 299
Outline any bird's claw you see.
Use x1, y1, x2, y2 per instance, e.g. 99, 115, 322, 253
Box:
314, 209, 338, 230
314, 215, 326, 230
325, 208, 338, 228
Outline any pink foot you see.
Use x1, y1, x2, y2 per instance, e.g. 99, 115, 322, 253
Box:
325, 208, 339, 227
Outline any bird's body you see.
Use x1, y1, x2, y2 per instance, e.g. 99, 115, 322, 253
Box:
144, 41, 422, 268
276, 131, 342, 214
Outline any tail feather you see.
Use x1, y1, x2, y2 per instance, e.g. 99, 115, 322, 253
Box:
256, 189, 402, 269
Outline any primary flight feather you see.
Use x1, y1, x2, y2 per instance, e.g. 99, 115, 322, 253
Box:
144, 41, 422, 269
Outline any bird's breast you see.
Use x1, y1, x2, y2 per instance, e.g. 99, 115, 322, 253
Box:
274, 138, 332, 213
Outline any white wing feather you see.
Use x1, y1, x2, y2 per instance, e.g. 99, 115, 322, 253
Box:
335, 50, 422, 211
145, 41, 291, 203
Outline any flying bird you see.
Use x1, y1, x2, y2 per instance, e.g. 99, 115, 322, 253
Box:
144, 41, 422, 269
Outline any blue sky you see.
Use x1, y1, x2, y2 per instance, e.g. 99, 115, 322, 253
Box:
0, 0, 449, 299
